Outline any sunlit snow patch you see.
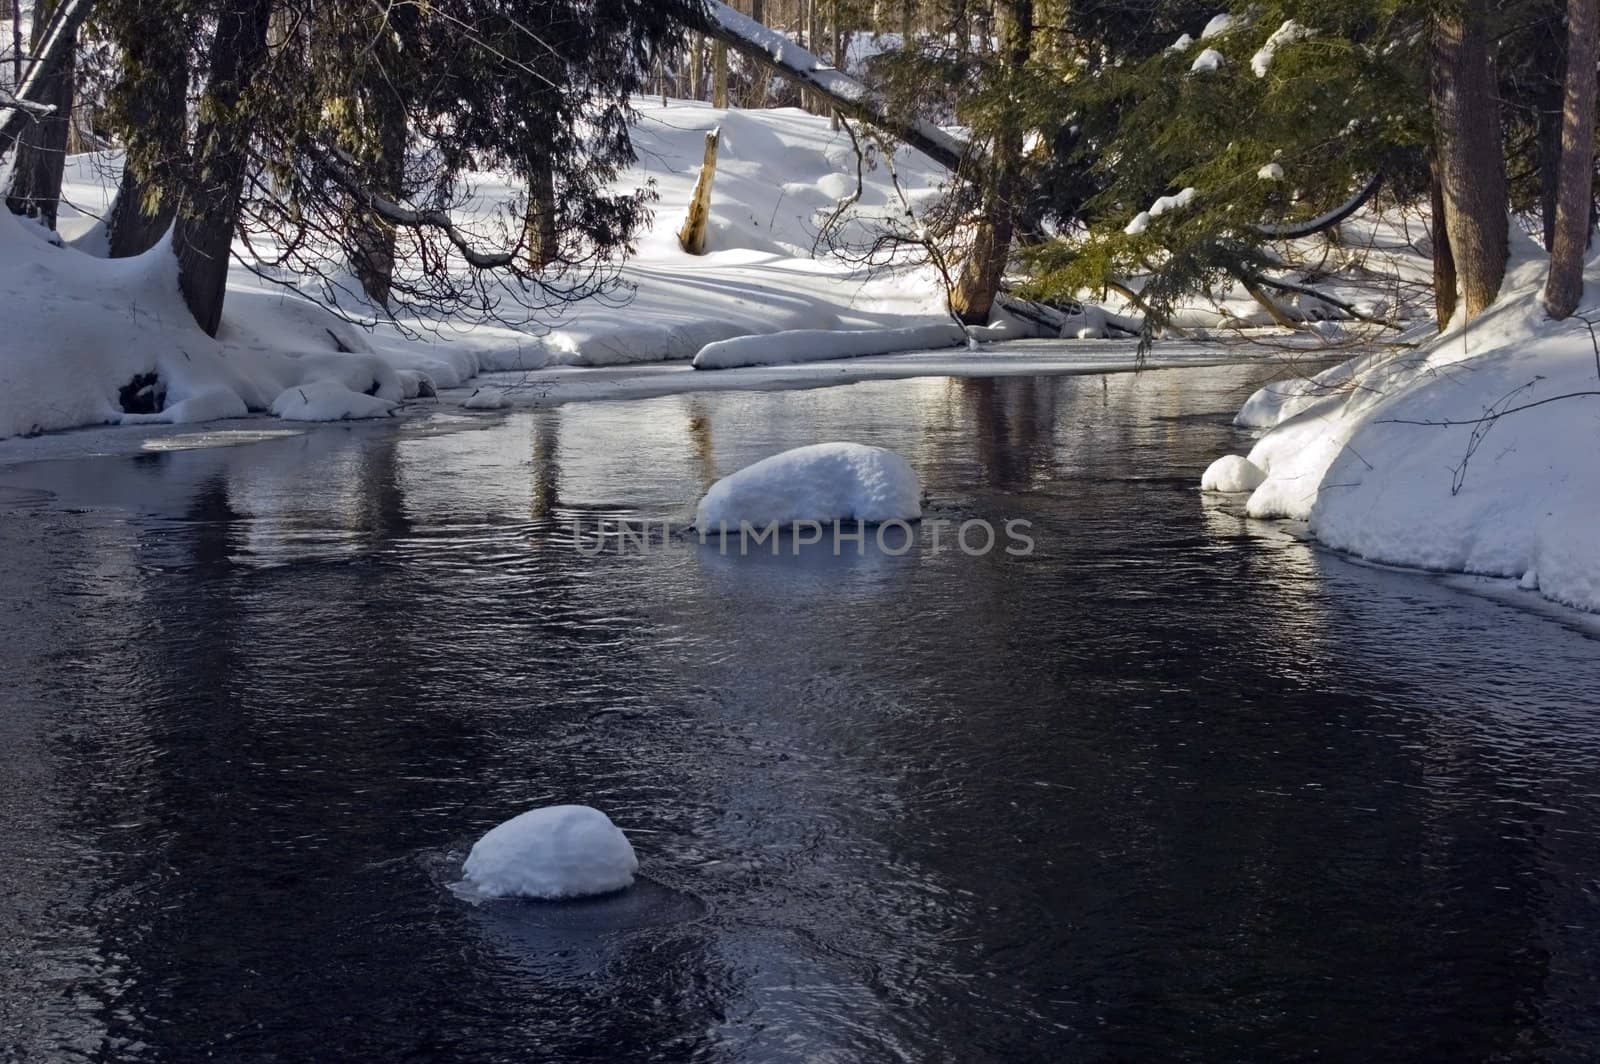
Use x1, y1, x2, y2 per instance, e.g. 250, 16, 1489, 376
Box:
460, 805, 639, 901
695, 442, 922, 530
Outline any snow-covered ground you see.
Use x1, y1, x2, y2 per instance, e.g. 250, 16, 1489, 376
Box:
1210, 230, 1600, 614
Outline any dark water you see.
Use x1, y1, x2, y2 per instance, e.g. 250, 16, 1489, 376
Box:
2, 365, 1598, 1063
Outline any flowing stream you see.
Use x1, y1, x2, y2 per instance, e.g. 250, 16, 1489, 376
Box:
2, 359, 1598, 1062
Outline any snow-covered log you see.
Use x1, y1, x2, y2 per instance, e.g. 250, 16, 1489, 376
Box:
695, 2, 967, 171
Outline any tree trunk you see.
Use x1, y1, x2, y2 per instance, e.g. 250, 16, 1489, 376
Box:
352, 93, 407, 305
172, 0, 276, 337
949, 0, 1030, 324
6, 0, 75, 229
1544, 0, 1599, 319
523, 160, 558, 271
1431, 162, 1458, 330
746, 0, 768, 106
1429, 2, 1508, 322
711, 39, 729, 107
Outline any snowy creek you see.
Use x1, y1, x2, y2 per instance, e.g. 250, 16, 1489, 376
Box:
2, 362, 1599, 1062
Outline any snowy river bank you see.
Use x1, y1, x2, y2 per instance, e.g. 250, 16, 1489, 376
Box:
3, 361, 1598, 1061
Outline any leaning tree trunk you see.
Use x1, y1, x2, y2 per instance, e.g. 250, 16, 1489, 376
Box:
172, 0, 275, 336
6, 0, 75, 229
1544, 0, 1599, 319
949, 0, 1030, 324
1429, 1, 1508, 322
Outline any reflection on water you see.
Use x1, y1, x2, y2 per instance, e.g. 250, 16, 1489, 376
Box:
1, 364, 1598, 1063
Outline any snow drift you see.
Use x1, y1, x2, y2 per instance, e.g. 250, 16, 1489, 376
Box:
461, 805, 639, 900
695, 442, 922, 529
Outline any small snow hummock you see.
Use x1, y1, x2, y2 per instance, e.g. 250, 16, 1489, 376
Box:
1201, 454, 1267, 493
461, 805, 639, 901
1166, 33, 1195, 53
1257, 162, 1284, 181
695, 442, 921, 530
1251, 20, 1311, 77
269, 381, 398, 422
1201, 14, 1234, 39
462, 386, 511, 410
1190, 48, 1224, 73
1125, 211, 1152, 236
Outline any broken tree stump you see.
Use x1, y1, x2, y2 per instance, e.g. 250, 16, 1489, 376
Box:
677, 128, 720, 255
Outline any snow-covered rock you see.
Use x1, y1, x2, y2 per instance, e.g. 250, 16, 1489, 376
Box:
462, 386, 511, 410
1190, 48, 1224, 74
269, 381, 398, 422
461, 805, 639, 901
692, 323, 967, 370
695, 442, 921, 529
1201, 13, 1235, 39
1201, 454, 1267, 493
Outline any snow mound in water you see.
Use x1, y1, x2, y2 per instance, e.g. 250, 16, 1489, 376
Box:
269, 381, 398, 421
695, 442, 921, 529
1201, 454, 1267, 493
462, 805, 639, 900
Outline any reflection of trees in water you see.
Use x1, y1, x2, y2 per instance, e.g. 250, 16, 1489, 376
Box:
530, 407, 561, 521
956, 376, 1059, 489
687, 399, 717, 494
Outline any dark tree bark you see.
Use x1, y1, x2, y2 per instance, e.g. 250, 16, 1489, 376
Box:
1429, 2, 1508, 322
1431, 162, 1458, 330
1544, 0, 1599, 319
949, 0, 1030, 324
6, 0, 75, 229
172, 0, 275, 336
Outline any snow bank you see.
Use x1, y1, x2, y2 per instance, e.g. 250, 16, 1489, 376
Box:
695, 442, 921, 529
461, 805, 639, 901
692, 322, 966, 370
1215, 230, 1600, 612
